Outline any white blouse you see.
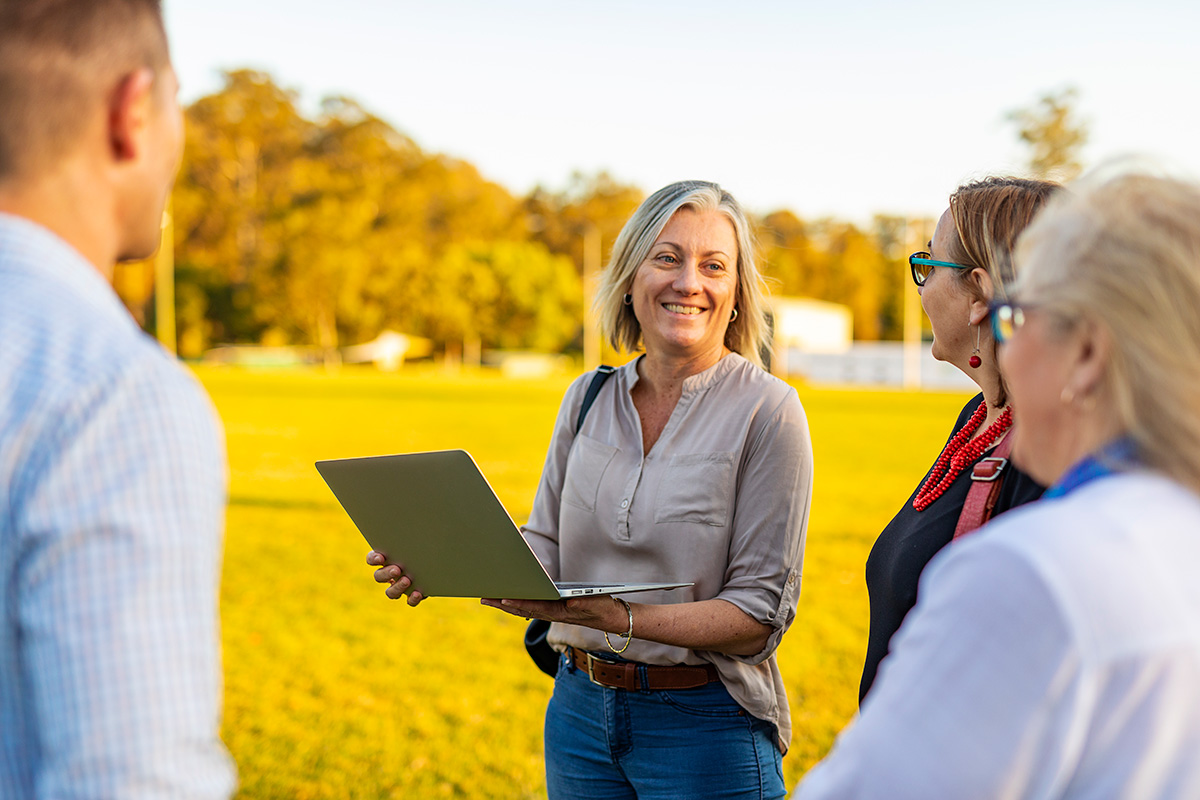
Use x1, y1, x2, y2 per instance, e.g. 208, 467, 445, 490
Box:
795, 471, 1200, 799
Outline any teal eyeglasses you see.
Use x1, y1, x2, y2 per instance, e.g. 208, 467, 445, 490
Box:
909, 251, 972, 287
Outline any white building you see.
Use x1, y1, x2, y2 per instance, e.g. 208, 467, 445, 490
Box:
770, 296, 853, 356
770, 296, 973, 390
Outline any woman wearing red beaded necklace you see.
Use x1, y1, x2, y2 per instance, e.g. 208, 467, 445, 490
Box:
858, 177, 1060, 703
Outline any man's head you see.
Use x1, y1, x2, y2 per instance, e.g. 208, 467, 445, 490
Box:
0, 0, 183, 263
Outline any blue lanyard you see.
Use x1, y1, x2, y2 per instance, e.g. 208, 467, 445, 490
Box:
1043, 437, 1139, 499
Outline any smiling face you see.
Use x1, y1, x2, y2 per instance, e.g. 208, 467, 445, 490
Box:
629, 207, 738, 365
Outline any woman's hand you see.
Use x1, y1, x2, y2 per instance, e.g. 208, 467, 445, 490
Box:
481, 596, 629, 633
366, 550, 427, 606
488, 595, 772, 656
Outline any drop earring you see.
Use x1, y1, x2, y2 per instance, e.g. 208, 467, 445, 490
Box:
968, 324, 982, 369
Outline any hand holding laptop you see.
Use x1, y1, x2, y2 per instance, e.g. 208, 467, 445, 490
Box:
366, 550, 427, 606
317, 449, 690, 601
479, 595, 631, 630
367, 547, 632, 639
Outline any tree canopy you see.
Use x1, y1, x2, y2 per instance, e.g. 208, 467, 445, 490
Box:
135, 70, 924, 358
1008, 87, 1089, 182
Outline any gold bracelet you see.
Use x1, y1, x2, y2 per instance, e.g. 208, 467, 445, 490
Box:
603, 597, 634, 654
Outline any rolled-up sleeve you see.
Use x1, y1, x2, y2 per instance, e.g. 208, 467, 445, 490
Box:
717, 392, 812, 663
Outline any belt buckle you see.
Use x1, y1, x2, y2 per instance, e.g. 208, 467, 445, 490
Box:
585, 652, 607, 687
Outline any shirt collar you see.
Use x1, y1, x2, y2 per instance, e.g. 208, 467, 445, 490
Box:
622, 351, 744, 394
1043, 436, 1140, 499
0, 212, 131, 326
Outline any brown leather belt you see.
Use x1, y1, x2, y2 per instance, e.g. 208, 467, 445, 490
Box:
569, 647, 719, 691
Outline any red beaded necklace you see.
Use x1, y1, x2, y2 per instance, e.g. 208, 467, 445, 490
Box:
912, 403, 1014, 511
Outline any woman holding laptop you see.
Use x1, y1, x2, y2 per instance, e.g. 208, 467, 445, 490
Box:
369, 180, 812, 799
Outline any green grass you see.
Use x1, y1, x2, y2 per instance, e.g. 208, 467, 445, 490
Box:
200, 365, 973, 797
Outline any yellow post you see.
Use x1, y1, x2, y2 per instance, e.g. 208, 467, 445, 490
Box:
154, 200, 177, 355
583, 225, 601, 371
902, 218, 924, 389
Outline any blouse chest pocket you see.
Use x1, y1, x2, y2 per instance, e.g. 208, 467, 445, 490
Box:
562, 434, 619, 513
654, 452, 736, 527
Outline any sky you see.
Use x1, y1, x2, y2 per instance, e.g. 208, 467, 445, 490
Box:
165, 0, 1200, 224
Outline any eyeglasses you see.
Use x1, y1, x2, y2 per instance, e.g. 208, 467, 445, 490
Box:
988, 301, 1027, 343
909, 251, 972, 287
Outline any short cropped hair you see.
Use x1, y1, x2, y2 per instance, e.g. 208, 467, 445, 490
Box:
0, 0, 170, 179
595, 180, 771, 369
1014, 171, 1200, 494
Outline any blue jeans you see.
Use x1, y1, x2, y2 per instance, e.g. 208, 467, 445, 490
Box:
545, 652, 785, 799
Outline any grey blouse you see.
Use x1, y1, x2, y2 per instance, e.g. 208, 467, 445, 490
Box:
522, 353, 813, 752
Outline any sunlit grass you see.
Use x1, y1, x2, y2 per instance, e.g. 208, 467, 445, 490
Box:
200, 365, 971, 797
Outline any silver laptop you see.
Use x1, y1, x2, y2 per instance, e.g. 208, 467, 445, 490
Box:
316, 449, 692, 600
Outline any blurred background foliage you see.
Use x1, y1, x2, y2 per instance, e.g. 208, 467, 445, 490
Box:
125, 71, 1083, 361
132, 70, 924, 358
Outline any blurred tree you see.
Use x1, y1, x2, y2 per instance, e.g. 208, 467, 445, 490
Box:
1008, 87, 1088, 181
414, 241, 581, 353
257, 98, 420, 362
169, 72, 534, 356
758, 212, 902, 341
523, 171, 644, 272
820, 222, 888, 340
172, 70, 312, 352
871, 215, 908, 340
162, 69, 917, 355
758, 210, 823, 297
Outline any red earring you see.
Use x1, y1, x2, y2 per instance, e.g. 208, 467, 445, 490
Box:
968, 324, 982, 369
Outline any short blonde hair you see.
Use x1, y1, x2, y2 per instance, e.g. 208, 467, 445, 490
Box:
1014, 171, 1200, 493
594, 180, 770, 369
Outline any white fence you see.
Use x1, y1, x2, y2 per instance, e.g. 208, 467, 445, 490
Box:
787, 342, 977, 390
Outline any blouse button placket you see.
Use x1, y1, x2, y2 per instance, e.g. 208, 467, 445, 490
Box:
616, 462, 643, 542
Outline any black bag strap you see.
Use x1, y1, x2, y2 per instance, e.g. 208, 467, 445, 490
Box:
574, 365, 616, 434
525, 364, 617, 680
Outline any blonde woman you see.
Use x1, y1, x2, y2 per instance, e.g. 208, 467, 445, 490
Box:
796, 171, 1200, 798
371, 180, 812, 799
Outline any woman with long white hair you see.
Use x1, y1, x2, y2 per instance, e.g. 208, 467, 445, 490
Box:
795, 170, 1200, 798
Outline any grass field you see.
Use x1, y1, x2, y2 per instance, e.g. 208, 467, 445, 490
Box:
199, 365, 974, 798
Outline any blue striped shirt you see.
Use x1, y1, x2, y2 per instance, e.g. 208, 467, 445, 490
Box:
0, 213, 236, 798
